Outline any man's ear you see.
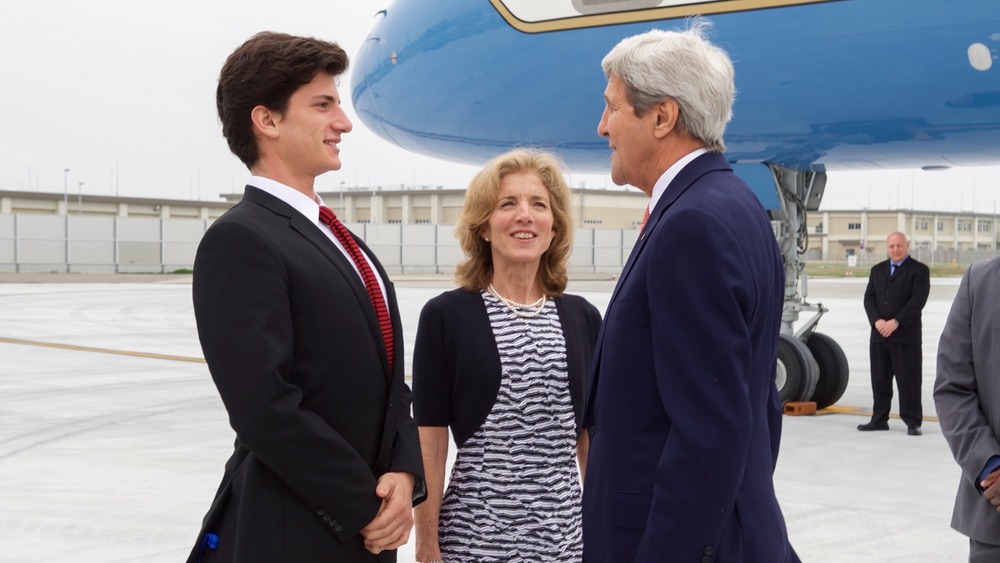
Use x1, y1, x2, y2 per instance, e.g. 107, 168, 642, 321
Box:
653, 98, 680, 140
251, 105, 280, 140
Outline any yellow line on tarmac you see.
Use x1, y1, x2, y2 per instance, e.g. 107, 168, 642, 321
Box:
0, 336, 205, 363
818, 405, 869, 416
819, 404, 939, 423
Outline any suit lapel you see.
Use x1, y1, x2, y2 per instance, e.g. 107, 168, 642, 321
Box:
355, 235, 398, 378
893, 257, 912, 279
605, 153, 729, 309
878, 259, 892, 290
243, 187, 393, 378
586, 153, 732, 406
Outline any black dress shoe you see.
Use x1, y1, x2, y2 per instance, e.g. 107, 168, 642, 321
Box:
857, 421, 889, 431
907, 426, 922, 436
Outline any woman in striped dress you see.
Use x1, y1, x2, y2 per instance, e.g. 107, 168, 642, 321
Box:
412, 149, 601, 563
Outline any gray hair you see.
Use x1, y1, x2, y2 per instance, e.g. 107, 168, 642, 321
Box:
601, 19, 734, 152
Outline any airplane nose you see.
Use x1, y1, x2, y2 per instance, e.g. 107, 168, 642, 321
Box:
350, 10, 392, 142
351, 4, 462, 160
349, 1, 613, 171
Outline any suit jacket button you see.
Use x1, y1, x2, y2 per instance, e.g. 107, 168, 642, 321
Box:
322, 514, 331, 522
588, 425, 596, 436
334, 524, 343, 533
317, 508, 326, 517
701, 557, 711, 563
704, 545, 714, 555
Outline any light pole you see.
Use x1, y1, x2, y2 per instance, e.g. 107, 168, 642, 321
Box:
77, 182, 84, 214
63, 168, 70, 213
993, 200, 997, 255
339, 181, 346, 215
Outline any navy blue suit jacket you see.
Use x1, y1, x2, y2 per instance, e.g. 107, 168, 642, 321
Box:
582, 153, 797, 562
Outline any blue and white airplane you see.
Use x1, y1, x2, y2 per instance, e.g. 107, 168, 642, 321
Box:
350, 0, 1000, 407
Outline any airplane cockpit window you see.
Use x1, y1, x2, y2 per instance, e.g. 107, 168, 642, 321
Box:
573, 0, 667, 14
492, 0, 692, 23
489, 0, 835, 32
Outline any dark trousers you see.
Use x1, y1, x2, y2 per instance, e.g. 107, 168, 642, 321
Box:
869, 340, 923, 427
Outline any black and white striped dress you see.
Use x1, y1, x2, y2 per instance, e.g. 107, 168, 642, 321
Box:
437, 292, 583, 562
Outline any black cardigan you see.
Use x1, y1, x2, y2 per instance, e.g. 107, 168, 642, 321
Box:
412, 288, 602, 447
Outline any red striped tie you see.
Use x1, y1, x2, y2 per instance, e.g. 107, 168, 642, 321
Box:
318, 206, 394, 376
640, 205, 650, 231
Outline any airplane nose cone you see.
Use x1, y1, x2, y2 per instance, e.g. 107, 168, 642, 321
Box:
351, 3, 465, 153
350, 2, 493, 163
348, 1, 612, 170
351, 10, 393, 143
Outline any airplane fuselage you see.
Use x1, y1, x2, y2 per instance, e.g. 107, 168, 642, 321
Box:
352, 0, 1000, 175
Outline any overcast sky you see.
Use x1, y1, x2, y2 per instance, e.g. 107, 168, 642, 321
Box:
2, 0, 998, 212
0, 0, 491, 201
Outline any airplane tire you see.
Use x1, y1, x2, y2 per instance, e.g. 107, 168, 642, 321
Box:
806, 332, 850, 409
776, 334, 820, 403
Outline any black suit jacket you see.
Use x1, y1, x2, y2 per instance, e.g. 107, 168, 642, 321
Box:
188, 186, 424, 562
863, 256, 930, 345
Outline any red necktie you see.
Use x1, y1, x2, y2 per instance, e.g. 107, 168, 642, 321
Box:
640, 205, 650, 231
318, 206, 394, 375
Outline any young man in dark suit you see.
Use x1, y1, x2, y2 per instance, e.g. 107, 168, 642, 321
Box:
187, 32, 424, 562
860, 231, 930, 435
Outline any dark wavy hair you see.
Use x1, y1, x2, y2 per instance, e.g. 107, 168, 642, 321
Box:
217, 32, 348, 168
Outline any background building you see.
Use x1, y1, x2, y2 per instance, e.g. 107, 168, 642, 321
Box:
806, 208, 999, 266
5, 187, 997, 273
220, 185, 648, 229
0, 187, 647, 274
0, 190, 232, 219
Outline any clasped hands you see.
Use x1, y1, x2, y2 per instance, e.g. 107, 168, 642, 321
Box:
361, 471, 415, 554
874, 318, 899, 339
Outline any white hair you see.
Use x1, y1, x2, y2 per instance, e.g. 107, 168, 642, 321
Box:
601, 19, 735, 152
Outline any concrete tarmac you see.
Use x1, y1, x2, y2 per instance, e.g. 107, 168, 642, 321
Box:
0, 274, 970, 561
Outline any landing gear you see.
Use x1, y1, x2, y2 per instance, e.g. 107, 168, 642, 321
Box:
776, 333, 819, 403
805, 332, 850, 409
768, 164, 850, 408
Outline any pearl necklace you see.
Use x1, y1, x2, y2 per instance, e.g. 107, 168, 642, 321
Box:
487, 283, 547, 318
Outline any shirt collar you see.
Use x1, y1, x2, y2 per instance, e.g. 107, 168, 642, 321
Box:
249, 175, 326, 225
648, 147, 709, 214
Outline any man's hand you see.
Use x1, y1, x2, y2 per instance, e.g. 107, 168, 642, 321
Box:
878, 319, 899, 339
361, 472, 415, 554
982, 468, 1000, 512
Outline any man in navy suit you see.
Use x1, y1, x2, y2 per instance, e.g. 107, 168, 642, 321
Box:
582, 22, 798, 562
188, 32, 424, 562
860, 231, 930, 435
